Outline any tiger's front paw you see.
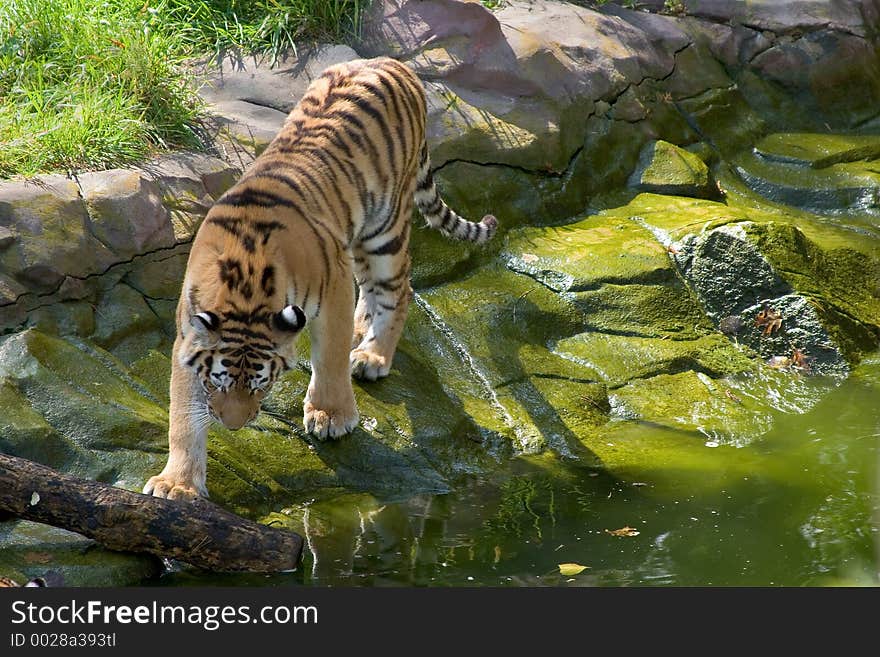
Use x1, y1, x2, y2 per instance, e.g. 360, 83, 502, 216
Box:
143, 473, 205, 501
350, 348, 391, 381
303, 399, 359, 440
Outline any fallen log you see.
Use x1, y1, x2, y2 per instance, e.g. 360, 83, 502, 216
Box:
0, 453, 303, 573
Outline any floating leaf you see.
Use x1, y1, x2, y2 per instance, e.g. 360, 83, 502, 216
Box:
605, 526, 640, 537
521, 253, 539, 264
558, 563, 589, 576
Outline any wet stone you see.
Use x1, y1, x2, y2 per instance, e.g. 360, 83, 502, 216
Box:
628, 139, 713, 198
754, 133, 880, 169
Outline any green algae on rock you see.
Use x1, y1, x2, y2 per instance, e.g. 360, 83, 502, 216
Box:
0, 330, 168, 487
0, 521, 159, 587
732, 140, 880, 216
629, 140, 713, 198
754, 134, 880, 169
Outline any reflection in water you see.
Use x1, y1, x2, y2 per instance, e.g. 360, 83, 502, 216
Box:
157, 356, 880, 587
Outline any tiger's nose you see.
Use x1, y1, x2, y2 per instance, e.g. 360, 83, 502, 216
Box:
220, 408, 259, 430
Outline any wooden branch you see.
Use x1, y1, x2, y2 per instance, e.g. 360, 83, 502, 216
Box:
0, 453, 303, 573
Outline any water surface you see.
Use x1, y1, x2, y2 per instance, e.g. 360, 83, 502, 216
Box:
158, 355, 880, 587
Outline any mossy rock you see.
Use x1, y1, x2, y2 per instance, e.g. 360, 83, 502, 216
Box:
754, 133, 880, 169
610, 370, 769, 445
597, 193, 880, 369
416, 265, 595, 453
0, 522, 159, 587
743, 221, 880, 361
555, 331, 755, 388
90, 283, 168, 364
675, 86, 766, 155
628, 140, 713, 198
570, 283, 713, 339
0, 176, 118, 293
732, 147, 880, 215
503, 214, 674, 291
0, 330, 168, 486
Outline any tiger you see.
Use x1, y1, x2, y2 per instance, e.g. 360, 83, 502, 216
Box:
143, 56, 497, 500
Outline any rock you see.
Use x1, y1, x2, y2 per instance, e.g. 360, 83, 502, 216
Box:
610, 370, 768, 447
2, 0, 880, 585
27, 300, 96, 338
0, 521, 159, 587
415, 264, 606, 456
364, 0, 683, 172
0, 226, 14, 250
675, 85, 767, 153
732, 146, 880, 215
0, 273, 25, 306
624, 0, 878, 37
677, 222, 789, 319
749, 32, 880, 127
0, 326, 501, 515
0, 330, 168, 485
682, 21, 773, 68
629, 139, 713, 197
0, 176, 117, 293
198, 45, 353, 167
663, 42, 735, 100
608, 193, 879, 374
139, 153, 239, 242
122, 245, 189, 302
754, 133, 880, 169
555, 331, 752, 387
89, 283, 168, 364
79, 169, 175, 258
504, 214, 674, 292
0, 154, 239, 345
198, 45, 361, 113
202, 100, 286, 167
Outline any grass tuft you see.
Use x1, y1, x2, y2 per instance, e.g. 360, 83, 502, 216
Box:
156, 1, 366, 60
0, 0, 366, 177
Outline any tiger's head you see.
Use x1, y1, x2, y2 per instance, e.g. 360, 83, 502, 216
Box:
178, 305, 307, 430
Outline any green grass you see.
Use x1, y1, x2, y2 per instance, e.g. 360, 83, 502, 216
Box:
0, 0, 366, 178
157, 1, 366, 59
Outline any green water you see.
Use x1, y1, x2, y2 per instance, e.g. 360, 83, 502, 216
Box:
158, 355, 880, 587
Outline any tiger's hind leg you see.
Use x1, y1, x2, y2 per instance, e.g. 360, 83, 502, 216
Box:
350, 196, 413, 382
351, 251, 373, 349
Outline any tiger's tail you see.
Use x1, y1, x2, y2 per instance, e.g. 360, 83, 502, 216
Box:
413, 144, 497, 244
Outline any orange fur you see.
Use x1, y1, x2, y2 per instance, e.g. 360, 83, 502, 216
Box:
144, 57, 497, 500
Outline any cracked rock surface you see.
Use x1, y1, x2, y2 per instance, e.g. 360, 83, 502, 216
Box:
0, 0, 879, 584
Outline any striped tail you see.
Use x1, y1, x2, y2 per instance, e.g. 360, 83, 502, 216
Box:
413, 144, 497, 244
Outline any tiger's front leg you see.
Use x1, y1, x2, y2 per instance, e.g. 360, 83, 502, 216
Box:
143, 336, 209, 500
303, 270, 360, 440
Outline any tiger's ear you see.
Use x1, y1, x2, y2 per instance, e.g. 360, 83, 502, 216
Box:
273, 305, 306, 334
190, 311, 221, 347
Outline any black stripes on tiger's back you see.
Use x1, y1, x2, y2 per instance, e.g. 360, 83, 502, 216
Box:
208, 215, 287, 247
